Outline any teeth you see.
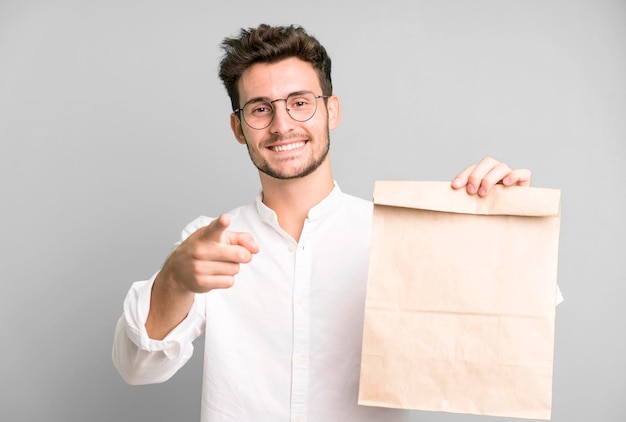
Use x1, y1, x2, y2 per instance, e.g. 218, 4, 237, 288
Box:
271, 141, 305, 152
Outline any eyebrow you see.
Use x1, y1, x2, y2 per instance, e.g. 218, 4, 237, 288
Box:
242, 90, 314, 105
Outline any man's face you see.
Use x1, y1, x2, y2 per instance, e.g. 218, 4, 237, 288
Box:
230, 57, 340, 180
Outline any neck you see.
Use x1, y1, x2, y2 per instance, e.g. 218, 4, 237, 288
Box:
259, 158, 334, 241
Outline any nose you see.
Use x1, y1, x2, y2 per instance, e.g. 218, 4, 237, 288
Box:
268, 99, 294, 134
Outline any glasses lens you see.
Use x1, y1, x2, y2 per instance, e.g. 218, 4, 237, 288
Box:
243, 100, 273, 130
286, 92, 318, 122
240, 92, 321, 130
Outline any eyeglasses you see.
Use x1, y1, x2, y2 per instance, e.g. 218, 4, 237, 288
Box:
234, 91, 329, 130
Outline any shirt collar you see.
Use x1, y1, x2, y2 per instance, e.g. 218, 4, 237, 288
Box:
255, 181, 343, 224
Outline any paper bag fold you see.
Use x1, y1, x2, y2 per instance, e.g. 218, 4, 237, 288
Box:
358, 181, 561, 420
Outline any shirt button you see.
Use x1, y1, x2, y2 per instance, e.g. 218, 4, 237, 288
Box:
288, 244, 296, 252
295, 415, 304, 422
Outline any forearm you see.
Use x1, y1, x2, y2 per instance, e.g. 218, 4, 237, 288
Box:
145, 269, 195, 340
112, 276, 205, 385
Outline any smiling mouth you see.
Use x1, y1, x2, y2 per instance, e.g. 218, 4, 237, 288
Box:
268, 141, 306, 152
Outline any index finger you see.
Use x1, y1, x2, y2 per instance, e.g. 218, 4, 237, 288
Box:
452, 157, 511, 196
502, 168, 532, 187
197, 214, 231, 243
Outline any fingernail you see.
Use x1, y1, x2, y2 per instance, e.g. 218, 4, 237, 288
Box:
467, 183, 476, 194
479, 186, 487, 196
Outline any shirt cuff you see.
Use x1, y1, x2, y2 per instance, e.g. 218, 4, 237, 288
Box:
122, 272, 205, 360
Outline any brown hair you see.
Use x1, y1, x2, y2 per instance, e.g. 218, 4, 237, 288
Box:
219, 24, 333, 112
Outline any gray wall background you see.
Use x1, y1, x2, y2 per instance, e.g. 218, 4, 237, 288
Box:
1, 0, 624, 421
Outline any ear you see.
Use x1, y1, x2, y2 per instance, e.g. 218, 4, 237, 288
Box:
327, 95, 341, 130
230, 113, 247, 145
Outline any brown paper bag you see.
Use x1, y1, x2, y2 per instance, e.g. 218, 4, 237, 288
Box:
358, 181, 561, 420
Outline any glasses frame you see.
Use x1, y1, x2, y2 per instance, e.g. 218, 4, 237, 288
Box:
234, 90, 329, 130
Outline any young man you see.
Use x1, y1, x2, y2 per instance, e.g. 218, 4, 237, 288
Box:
113, 24, 532, 421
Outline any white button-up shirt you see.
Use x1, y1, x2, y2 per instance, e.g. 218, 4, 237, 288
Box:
113, 185, 410, 422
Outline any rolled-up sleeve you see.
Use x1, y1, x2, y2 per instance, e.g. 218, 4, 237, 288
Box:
112, 272, 206, 385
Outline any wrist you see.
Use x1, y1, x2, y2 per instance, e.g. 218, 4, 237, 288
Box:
155, 267, 190, 297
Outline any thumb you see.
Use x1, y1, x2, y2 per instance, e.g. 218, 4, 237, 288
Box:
197, 213, 230, 243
